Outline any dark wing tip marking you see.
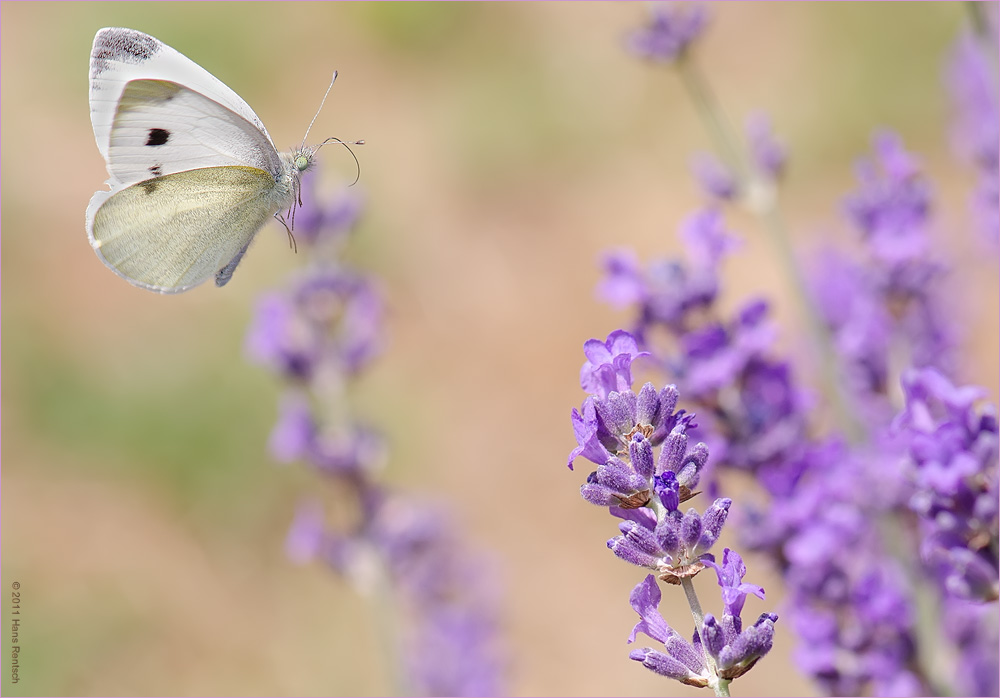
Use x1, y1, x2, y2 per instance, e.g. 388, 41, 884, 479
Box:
91, 28, 162, 78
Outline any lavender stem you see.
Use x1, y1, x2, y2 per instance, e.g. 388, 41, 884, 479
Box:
675, 56, 864, 443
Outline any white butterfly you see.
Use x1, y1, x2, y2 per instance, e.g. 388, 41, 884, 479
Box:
87, 27, 326, 293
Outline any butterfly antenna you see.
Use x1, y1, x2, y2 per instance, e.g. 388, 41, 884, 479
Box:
317, 136, 364, 186
301, 71, 338, 149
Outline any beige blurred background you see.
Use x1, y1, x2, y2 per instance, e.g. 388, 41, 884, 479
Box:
2, 2, 996, 696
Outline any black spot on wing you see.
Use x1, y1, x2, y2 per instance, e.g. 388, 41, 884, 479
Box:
139, 178, 160, 196
91, 28, 161, 77
149, 164, 163, 177
146, 128, 170, 146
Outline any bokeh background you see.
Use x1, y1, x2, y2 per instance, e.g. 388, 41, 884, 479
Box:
2, 2, 997, 696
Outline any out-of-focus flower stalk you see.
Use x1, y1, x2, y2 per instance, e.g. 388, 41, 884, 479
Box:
675, 55, 863, 442
248, 173, 503, 697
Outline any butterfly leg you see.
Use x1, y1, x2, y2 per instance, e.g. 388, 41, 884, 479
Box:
215, 239, 253, 287
275, 212, 298, 254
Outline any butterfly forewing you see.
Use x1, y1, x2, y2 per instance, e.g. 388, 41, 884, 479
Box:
107, 79, 282, 188
90, 28, 275, 171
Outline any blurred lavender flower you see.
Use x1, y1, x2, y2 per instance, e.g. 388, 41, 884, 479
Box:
627, 3, 708, 64
293, 171, 366, 247
601, 8, 1000, 694
810, 132, 954, 412
613, 209, 932, 694
251, 182, 504, 697
745, 112, 786, 182
894, 367, 999, 602
691, 153, 738, 201
599, 211, 808, 478
245, 265, 383, 381
843, 130, 931, 264
598, 209, 736, 343
945, 22, 999, 242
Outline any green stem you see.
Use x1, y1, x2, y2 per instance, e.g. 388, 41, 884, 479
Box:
675, 57, 864, 443
681, 577, 730, 697
966, 2, 999, 99
367, 552, 411, 696
677, 58, 748, 180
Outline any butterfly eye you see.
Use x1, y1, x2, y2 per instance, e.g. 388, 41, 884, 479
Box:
295, 155, 310, 171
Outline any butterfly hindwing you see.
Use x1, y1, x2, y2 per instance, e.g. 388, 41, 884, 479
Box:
89, 166, 278, 293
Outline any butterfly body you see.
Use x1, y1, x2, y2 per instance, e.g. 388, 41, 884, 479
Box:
87, 27, 314, 293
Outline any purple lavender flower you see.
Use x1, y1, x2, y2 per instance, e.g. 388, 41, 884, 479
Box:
895, 367, 999, 602
253, 177, 504, 696
680, 208, 740, 270
745, 112, 786, 181
690, 152, 738, 200
626, 3, 708, 64
570, 339, 682, 471
600, 10, 997, 696
808, 249, 893, 399
245, 266, 383, 381
627, 574, 711, 687
285, 499, 327, 564
703, 548, 765, 617
597, 210, 736, 340
269, 392, 315, 463
810, 132, 953, 410
293, 170, 365, 246
843, 130, 931, 265
945, 26, 999, 242
244, 291, 318, 380
608, 496, 730, 583
580, 329, 652, 399
941, 596, 1000, 696
628, 573, 777, 685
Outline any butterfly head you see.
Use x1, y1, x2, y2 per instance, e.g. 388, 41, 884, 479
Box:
292, 147, 317, 175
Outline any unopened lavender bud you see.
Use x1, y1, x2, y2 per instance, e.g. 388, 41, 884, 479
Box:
655, 513, 682, 556
596, 391, 637, 440
657, 423, 690, 475
681, 509, 704, 548
636, 382, 661, 425
620, 519, 664, 556
701, 498, 732, 542
702, 613, 726, 660
609, 534, 663, 569
629, 648, 706, 686
630, 432, 655, 478
677, 442, 709, 487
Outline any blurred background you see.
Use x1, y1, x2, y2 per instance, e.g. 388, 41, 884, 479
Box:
2, 2, 996, 696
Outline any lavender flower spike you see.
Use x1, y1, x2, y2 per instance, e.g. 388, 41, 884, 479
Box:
627, 3, 708, 64
703, 548, 765, 618
895, 367, 999, 602
628, 572, 777, 687
580, 329, 651, 399
628, 575, 710, 687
